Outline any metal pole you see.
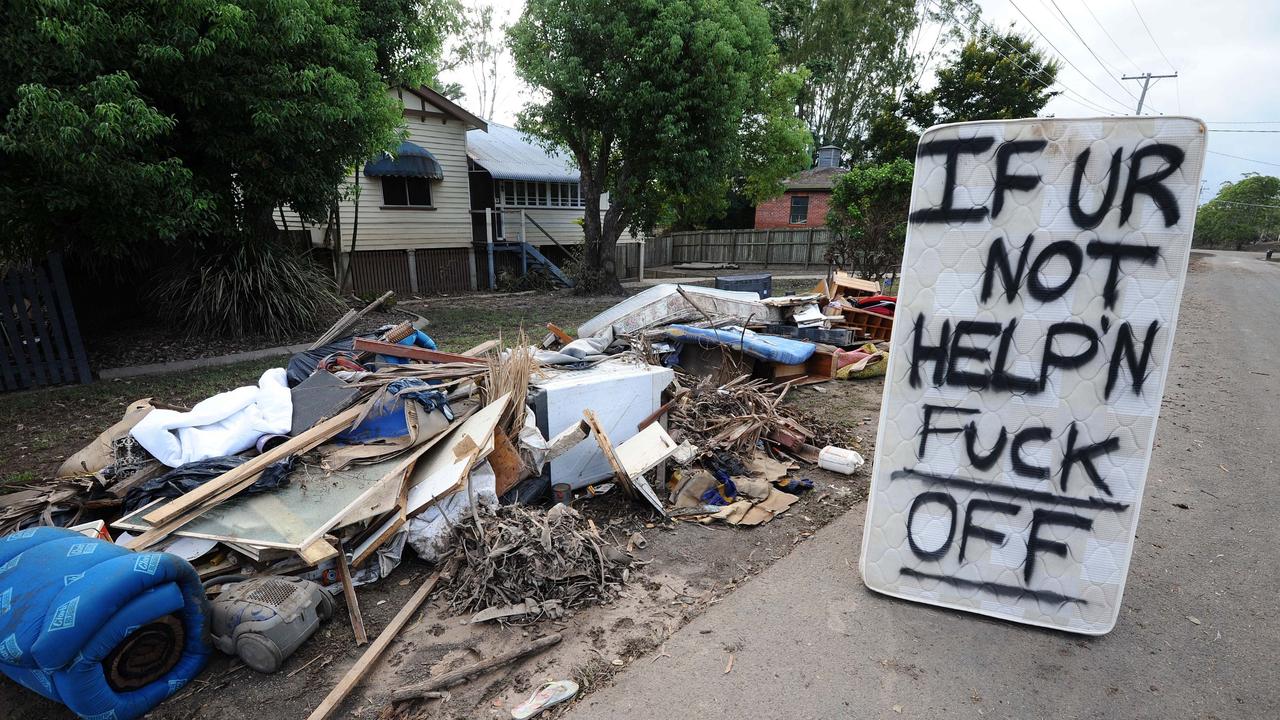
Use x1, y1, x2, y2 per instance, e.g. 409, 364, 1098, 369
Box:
485, 207, 496, 290
1122, 72, 1177, 115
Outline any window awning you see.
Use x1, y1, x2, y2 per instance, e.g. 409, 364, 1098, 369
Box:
364, 141, 444, 179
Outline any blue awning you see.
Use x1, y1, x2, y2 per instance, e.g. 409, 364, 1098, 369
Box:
364, 141, 444, 179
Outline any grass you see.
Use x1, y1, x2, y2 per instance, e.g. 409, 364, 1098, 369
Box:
410, 292, 621, 352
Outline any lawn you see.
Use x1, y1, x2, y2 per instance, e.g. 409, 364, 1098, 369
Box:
0, 290, 621, 482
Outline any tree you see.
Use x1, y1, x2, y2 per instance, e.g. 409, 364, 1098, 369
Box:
1194, 174, 1280, 249
903, 26, 1059, 128
441, 2, 509, 121
826, 158, 914, 281
0, 0, 454, 334
762, 0, 919, 149
510, 0, 808, 293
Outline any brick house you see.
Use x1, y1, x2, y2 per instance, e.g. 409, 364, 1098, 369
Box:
753, 146, 846, 230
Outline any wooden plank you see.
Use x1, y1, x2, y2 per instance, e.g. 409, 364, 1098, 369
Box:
389, 634, 563, 701
460, 339, 498, 357
128, 404, 367, 548
333, 539, 368, 645
487, 429, 524, 497
33, 267, 73, 385
0, 273, 19, 390
352, 338, 487, 364
20, 269, 59, 385
583, 409, 627, 489
298, 539, 339, 565
546, 322, 574, 345
47, 254, 92, 384
4, 270, 44, 387
614, 422, 678, 479
304, 571, 443, 720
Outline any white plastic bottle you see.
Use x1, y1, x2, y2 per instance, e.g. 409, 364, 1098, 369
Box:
818, 446, 865, 475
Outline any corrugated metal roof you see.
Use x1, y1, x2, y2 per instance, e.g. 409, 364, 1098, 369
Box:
466, 123, 579, 182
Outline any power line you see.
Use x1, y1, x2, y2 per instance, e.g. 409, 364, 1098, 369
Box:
1208, 150, 1280, 169
924, 0, 1125, 116
1045, 0, 1142, 104
1214, 200, 1280, 210
952, 1, 1130, 115
1080, 0, 1141, 74
1007, 0, 1140, 113
1129, 0, 1177, 72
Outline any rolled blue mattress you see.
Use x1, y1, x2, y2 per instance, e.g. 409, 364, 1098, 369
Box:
0, 527, 210, 719
664, 324, 817, 365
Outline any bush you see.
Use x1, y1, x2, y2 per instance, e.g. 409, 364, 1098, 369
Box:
826, 158, 915, 282
153, 240, 344, 338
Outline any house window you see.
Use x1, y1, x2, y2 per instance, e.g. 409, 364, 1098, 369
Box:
498, 180, 586, 208
381, 177, 432, 207
789, 195, 809, 224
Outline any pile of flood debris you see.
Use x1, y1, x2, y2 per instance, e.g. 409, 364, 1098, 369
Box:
0, 274, 890, 720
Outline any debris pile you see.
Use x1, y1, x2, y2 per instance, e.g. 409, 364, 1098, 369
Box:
0, 270, 886, 719
445, 504, 629, 615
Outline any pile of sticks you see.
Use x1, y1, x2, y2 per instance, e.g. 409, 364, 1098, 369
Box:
444, 504, 630, 615
668, 374, 813, 453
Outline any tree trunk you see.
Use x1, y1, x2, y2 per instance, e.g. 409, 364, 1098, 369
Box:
577, 171, 625, 295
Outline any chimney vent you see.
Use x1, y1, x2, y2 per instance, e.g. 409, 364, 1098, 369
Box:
815, 145, 843, 169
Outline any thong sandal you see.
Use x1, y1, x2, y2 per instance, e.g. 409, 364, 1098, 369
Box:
511, 679, 580, 719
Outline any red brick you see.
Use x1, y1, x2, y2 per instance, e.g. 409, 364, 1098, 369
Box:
754, 191, 832, 229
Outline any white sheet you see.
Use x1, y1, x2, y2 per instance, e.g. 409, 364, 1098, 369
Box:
130, 368, 293, 467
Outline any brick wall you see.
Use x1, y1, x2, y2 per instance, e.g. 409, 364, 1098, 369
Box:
754, 190, 832, 229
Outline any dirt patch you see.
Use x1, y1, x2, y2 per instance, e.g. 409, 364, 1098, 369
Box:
0, 376, 884, 720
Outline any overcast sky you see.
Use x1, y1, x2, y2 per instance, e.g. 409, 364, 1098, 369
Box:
439, 0, 1280, 201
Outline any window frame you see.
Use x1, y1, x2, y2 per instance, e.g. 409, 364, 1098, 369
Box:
380, 176, 433, 208
789, 194, 810, 225
496, 180, 586, 209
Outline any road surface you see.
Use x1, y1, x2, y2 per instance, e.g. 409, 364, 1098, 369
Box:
568, 250, 1280, 720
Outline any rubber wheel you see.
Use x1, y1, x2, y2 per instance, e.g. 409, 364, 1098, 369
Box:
317, 591, 335, 621
236, 634, 283, 674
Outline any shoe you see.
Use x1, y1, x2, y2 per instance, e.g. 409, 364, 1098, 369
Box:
511, 680, 580, 719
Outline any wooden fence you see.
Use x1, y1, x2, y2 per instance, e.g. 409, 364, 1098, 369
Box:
1, 255, 92, 392
665, 228, 830, 267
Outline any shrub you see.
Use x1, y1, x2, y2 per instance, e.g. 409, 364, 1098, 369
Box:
153, 240, 344, 338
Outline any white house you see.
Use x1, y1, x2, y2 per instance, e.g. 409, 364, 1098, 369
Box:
285, 88, 609, 294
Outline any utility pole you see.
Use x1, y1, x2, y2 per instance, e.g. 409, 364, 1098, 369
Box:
1122, 72, 1178, 114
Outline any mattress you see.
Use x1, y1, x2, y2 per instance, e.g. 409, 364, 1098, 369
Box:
859, 117, 1207, 634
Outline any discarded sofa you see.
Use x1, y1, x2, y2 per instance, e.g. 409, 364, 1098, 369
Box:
0, 527, 210, 720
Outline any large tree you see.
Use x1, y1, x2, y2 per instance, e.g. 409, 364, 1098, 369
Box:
509, 0, 809, 293
762, 0, 917, 150
0, 0, 454, 334
902, 26, 1059, 129
1194, 174, 1280, 249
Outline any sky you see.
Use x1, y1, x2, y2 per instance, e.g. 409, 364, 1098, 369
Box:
438, 0, 1280, 201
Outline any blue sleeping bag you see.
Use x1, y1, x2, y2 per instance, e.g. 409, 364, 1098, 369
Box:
0, 527, 210, 719
664, 324, 817, 365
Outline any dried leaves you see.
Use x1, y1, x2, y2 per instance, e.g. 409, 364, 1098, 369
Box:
444, 504, 630, 615
668, 374, 814, 454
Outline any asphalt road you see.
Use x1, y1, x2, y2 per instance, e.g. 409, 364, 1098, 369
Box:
567, 250, 1280, 720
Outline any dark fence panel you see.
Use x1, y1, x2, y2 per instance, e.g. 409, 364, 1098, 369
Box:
1, 255, 91, 392
415, 248, 473, 293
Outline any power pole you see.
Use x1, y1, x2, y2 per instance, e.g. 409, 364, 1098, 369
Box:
1122, 72, 1178, 114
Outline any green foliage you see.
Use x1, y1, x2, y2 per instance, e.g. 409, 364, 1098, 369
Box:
1194, 174, 1280, 249
826, 158, 914, 281
354, 0, 461, 87
1, 0, 405, 266
153, 240, 344, 337
509, 0, 807, 292
903, 27, 1060, 128
762, 0, 919, 149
